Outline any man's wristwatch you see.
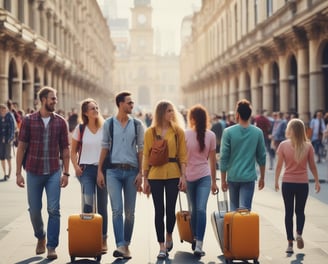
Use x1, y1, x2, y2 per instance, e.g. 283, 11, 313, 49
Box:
63, 172, 70, 177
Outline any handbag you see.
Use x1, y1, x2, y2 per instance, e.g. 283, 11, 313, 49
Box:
148, 128, 169, 166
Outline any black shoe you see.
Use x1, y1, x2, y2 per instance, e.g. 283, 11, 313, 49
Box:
4, 175, 8, 181
191, 239, 196, 251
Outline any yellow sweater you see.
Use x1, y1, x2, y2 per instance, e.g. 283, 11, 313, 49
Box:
142, 126, 187, 180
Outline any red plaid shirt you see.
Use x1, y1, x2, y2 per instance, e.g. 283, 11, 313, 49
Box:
19, 111, 69, 175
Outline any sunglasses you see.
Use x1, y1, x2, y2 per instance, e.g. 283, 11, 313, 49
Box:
88, 106, 99, 111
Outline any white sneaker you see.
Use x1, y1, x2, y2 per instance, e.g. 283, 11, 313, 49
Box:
194, 246, 205, 257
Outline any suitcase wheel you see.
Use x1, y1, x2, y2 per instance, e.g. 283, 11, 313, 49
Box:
96, 255, 102, 261
225, 259, 233, 264
70, 256, 75, 263
253, 259, 259, 264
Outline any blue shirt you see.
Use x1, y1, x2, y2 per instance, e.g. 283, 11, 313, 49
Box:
101, 116, 144, 168
220, 124, 266, 182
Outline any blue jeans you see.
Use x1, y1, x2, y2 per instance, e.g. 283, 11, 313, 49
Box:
282, 182, 308, 241
312, 139, 324, 161
106, 168, 138, 247
228, 181, 255, 211
187, 176, 211, 241
78, 164, 108, 238
26, 170, 61, 249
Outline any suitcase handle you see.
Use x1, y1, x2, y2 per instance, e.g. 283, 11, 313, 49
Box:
80, 213, 95, 220
178, 192, 191, 212
216, 191, 229, 214
236, 208, 250, 214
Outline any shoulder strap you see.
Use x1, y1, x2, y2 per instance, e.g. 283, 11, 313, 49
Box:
77, 124, 86, 165
79, 124, 86, 142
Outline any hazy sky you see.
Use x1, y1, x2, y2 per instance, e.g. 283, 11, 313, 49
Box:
114, 0, 201, 54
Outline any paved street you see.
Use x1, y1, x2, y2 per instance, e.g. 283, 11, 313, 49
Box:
0, 154, 327, 264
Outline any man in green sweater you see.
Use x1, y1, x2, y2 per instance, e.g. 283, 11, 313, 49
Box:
220, 99, 266, 211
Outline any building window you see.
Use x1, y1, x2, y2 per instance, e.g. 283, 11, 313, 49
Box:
267, 0, 273, 17
254, 0, 258, 25
4, 0, 11, 11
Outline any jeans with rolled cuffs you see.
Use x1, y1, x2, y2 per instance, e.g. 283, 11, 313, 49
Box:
78, 164, 108, 239
228, 181, 255, 211
106, 167, 138, 247
26, 170, 61, 249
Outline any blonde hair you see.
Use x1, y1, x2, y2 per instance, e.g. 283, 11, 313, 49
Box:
286, 118, 308, 162
151, 100, 185, 130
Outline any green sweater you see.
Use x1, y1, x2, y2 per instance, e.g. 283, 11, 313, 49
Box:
220, 124, 266, 182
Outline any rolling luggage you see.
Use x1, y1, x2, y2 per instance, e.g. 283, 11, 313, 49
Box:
68, 187, 103, 262
211, 191, 228, 253
176, 192, 194, 244
223, 209, 260, 264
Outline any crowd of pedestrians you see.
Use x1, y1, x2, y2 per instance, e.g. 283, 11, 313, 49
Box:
0, 87, 326, 261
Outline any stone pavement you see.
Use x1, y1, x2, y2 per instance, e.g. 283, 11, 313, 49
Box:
0, 162, 327, 264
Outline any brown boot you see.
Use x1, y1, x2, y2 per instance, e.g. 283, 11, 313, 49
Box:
35, 238, 46, 255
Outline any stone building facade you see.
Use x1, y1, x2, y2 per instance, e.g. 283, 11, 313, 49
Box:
180, 0, 328, 122
0, 0, 115, 116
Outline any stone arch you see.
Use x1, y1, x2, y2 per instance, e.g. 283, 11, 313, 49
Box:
320, 41, 328, 111
8, 58, 19, 100
287, 54, 298, 113
22, 63, 31, 112
272, 61, 280, 111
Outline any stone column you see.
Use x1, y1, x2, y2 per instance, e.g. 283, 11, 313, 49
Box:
262, 63, 273, 113
278, 55, 289, 114
308, 35, 324, 118
239, 71, 247, 99
222, 79, 228, 112
250, 67, 259, 113
229, 77, 236, 111
11, 78, 22, 106
297, 47, 310, 123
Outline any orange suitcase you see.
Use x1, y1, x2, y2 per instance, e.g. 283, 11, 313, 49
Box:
176, 192, 194, 244
68, 213, 102, 262
224, 209, 259, 264
67, 187, 103, 262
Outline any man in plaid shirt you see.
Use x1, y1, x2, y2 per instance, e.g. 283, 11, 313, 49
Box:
15, 86, 70, 260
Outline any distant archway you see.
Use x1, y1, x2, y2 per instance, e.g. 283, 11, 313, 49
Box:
272, 62, 280, 111
8, 59, 18, 100
289, 55, 298, 113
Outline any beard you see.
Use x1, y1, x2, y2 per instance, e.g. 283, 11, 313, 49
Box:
45, 103, 55, 113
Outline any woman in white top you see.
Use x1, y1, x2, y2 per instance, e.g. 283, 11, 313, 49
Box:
70, 98, 108, 253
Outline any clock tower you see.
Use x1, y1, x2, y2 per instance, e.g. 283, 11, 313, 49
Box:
130, 0, 153, 55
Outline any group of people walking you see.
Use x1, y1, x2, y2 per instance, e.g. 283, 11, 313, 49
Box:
12, 86, 322, 261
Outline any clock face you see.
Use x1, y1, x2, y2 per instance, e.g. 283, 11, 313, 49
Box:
137, 14, 147, 25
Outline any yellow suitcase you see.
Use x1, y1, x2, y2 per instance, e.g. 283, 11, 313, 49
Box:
224, 209, 259, 264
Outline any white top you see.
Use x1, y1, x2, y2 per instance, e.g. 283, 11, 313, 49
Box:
72, 125, 103, 165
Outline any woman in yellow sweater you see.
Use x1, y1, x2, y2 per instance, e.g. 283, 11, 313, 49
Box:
142, 100, 187, 260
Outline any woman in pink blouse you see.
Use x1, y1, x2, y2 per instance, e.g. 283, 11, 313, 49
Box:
275, 118, 320, 254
